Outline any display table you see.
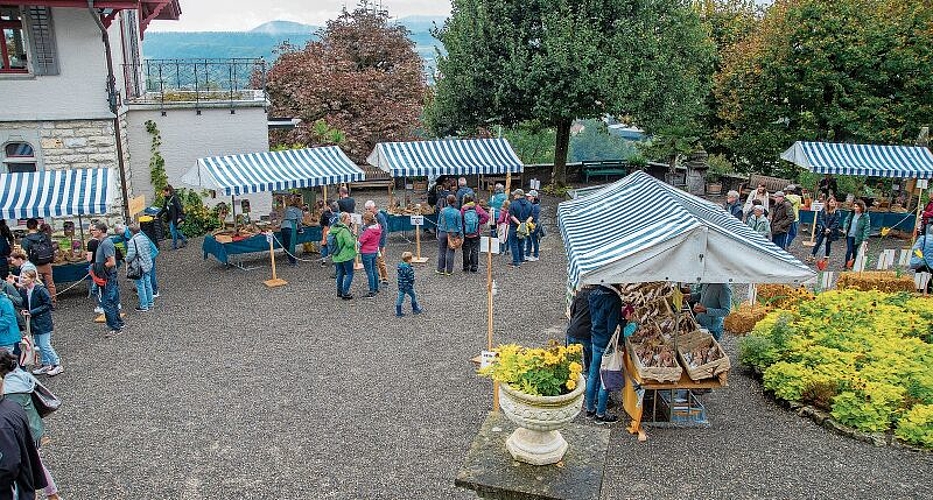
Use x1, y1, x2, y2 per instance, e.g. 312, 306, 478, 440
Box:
799, 209, 916, 232
51, 262, 89, 283
622, 351, 726, 441
384, 213, 438, 233
202, 226, 323, 266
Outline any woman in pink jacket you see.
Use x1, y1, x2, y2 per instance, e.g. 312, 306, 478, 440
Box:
358, 211, 383, 297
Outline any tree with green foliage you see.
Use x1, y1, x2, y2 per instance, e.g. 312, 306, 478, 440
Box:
715, 0, 933, 177
428, 0, 714, 185
568, 120, 638, 163
265, 3, 426, 162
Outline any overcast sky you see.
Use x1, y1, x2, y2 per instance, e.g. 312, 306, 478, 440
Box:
148, 0, 452, 31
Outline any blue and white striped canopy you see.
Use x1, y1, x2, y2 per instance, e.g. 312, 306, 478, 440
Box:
183, 147, 365, 196
367, 138, 524, 177
781, 141, 933, 178
0, 168, 114, 219
559, 171, 815, 288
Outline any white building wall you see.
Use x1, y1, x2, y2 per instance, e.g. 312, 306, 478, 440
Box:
0, 7, 129, 121
124, 105, 272, 215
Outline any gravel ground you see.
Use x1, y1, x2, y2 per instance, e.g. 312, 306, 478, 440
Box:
36, 190, 932, 499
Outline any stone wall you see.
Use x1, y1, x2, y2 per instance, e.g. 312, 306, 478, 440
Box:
0, 118, 130, 223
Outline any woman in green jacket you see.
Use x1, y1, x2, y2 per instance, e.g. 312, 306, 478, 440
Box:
331, 212, 359, 299
842, 200, 871, 269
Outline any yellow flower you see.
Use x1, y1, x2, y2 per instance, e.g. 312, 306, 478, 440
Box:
566, 379, 577, 390
569, 362, 583, 374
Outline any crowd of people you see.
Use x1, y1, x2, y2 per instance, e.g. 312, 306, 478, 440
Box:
724, 178, 880, 270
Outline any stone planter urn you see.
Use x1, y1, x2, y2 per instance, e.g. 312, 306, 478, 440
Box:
498, 374, 586, 465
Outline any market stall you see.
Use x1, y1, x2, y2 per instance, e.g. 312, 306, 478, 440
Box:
781, 141, 933, 239
366, 138, 524, 231
182, 147, 364, 267
0, 168, 116, 285
558, 171, 815, 439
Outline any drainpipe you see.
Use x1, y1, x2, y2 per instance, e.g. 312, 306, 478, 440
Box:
89, 0, 131, 222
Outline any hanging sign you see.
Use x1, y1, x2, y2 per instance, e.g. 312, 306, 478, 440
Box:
480, 236, 499, 254
480, 350, 499, 369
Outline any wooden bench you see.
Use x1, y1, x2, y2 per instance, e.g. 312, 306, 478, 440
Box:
745, 174, 793, 195
351, 165, 393, 189
582, 160, 628, 183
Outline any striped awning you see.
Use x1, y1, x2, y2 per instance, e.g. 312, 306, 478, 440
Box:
781, 141, 933, 178
558, 171, 815, 288
367, 138, 524, 177
182, 147, 365, 196
0, 168, 115, 219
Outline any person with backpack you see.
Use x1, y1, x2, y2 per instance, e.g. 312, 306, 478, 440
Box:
0, 291, 21, 354
19, 219, 57, 306
365, 200, 390, 286
1, 352, 62, 500
455, 177, 475, 209
488, 184, 507, 234
524, 190, 541, 262
330, 212, 358, 300
0, 352, 47, 497
507, 189, 533, 268
358, 211, 383, 298
436, 194, 463, 276
459, 194, 489, 273
157, 184, 188, 250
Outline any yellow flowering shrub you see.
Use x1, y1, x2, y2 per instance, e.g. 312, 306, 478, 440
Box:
740, 290, 933, 447
479, 341, 584, 397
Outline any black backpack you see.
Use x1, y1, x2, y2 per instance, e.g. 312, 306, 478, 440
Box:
28, 235, 55, 265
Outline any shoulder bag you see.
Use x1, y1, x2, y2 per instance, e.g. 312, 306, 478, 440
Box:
31, 379, 62, 418
599, 327, 626, 392
126, 239, 143, 280
447, 233, 464, 250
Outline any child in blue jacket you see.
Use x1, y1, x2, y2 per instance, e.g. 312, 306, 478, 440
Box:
396, 252, 423, 317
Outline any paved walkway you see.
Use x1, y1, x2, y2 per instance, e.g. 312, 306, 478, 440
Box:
38, 194, 931, 498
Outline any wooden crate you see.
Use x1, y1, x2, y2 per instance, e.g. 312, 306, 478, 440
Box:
675, 330, 731, 381
625, 337, 683, 383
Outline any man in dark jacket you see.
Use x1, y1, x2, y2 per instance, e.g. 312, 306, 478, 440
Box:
770, 191, 794, 250
507, 189, 533, 268
566, 287, 594, 370
19, 219, 56, 305
724, 190, 743, 220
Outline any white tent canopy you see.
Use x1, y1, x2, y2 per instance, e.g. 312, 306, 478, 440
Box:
558, 171, 816, 288
781, 141, 933, 178
367, 138, 523, 177
182, 147, 365, 196
0, 168, 115, 219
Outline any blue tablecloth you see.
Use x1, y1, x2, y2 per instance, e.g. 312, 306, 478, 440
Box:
798, 209, 915, 232
51, 262, 90, 283
203, 226, 323, 265
385, 213, 438, 233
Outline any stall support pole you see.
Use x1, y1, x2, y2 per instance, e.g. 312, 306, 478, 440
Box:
354, 221, 364, 270
913, 186, 926, 245
413, 224, 429, 264
231, 196, 237, 233
803, 215, 817, 247
505, 172, 512, 193
487, 240, 499, 412
264, 235, 287, 288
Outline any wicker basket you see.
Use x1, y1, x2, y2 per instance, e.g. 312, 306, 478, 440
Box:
675, 330, 731, 381
625, 337, 683, 383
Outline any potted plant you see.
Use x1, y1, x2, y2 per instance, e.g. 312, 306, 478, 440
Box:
478, 342, 586, 465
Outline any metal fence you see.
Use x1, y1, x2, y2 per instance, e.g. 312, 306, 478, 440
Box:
123, 58, 267, 109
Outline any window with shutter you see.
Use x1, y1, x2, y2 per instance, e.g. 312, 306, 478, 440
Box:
0, 6, 28, 73
25, 6, 57, 76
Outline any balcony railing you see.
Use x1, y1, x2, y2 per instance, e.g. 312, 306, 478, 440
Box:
122, 58, 267, 110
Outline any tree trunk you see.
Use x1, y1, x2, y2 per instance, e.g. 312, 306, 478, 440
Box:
551, 118, 572, 186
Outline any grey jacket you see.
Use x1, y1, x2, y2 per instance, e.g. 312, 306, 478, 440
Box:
126, 233, 154, 273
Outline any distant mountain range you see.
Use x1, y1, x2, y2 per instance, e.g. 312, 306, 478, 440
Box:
142, 16, 446, 70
